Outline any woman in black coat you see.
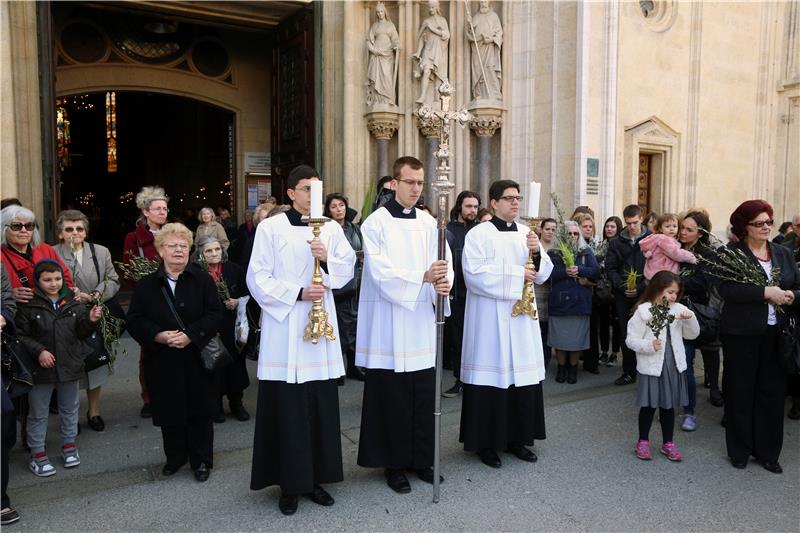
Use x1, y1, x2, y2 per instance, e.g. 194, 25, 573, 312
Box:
717, 201, 800, 474
195, 235, 250, 422
127, 223, 224, 482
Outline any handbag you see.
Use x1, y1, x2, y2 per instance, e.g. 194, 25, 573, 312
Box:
1, 333, 34, 399
160, 286, 232, 373
240, 297, 261, 362
777, 309, 800, 375
594, 276, 614, 302
684, 293, 721, 346
82, 331, 111, 372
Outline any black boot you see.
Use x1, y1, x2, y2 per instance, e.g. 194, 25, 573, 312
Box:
567, 364, 578, 384
555, 365, 567, 383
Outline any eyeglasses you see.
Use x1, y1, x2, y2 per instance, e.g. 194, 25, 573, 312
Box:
163, 243, 189, 251
63, 226, 85, 233
567, 232, 579, 236
147, 207, 169, 213
5, 222, 36, 232
396, 178, 425, 187
293, 186, 312, 192
499, 195, 523, 203
747, 219, 774, 228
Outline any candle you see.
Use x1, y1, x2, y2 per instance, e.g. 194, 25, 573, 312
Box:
528, 181, 541, 218
310, 180, 323, 218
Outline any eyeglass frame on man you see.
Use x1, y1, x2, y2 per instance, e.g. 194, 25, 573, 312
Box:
499, 195, 523, 203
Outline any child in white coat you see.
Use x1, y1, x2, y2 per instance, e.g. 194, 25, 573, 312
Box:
626, 271, 699, 462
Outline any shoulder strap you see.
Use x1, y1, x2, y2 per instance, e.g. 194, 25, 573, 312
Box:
89, 242, 101, 283
2, 248, 31, 288
160, 285, 187, 331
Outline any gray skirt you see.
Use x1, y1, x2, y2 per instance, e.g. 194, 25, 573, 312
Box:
637, 332, 689, 409
548, 315, 590, 351
80, 364, 112, 391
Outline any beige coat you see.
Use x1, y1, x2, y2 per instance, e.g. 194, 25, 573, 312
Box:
195, 221, 230, 251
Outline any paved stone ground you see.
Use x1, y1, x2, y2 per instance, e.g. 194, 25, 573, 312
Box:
6, 335, 799, 532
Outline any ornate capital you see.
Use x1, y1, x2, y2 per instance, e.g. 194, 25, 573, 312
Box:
415, 114, 441, 138
367, 119, 399, 140
469, 115, 503, 137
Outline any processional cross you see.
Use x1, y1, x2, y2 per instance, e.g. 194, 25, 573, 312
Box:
414, 82, 470, 504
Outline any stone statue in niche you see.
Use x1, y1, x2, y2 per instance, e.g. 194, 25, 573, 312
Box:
366, 1, 400, 106
466, 0, 503, 102
412, 0, 450, 105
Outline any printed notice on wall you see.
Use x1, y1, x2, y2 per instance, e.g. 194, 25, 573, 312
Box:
245, 152, 271, 174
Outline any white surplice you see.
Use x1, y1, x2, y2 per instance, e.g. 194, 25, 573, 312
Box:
246, 213, 355, 384
461, 221, 554, 388
355, 205, 454, 372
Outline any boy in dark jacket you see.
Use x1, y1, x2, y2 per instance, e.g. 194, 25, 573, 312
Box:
16, 260, 101, 477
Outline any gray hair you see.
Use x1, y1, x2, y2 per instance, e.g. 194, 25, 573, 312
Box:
194, 234, 228, 263
1, 205, 41, 247
56, 209, 90, 238
198, 207, 217, 223
564, 220, 588, 250
268, 205, 290, 218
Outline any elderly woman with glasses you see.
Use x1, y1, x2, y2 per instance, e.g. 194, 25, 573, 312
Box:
53, 209, 121, 432
546, 220, 600, 384
1, 205, 73, 303
717, 200, 800, 474
127, 223, 224, 482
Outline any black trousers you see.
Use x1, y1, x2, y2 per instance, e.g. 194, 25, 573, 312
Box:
597, 300, 621, 353
722, 328, 786, 463
444, 299, 466, 379
584, 308, 600, 372
1, 405, 15, 509
614, 295, 637, 375
161, 416, 214, 470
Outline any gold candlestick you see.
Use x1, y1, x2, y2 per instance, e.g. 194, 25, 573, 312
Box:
511, 216, 542, 320
303, 216, 336, 344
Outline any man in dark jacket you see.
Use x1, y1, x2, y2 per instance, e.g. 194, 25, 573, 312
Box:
604, 204, 650, 385
442, 191, 481, 397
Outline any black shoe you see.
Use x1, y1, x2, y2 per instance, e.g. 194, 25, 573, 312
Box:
478, 448, 502, 468
442, 381, 462, 398
788, 400, 800, 420
349, 366, 367, 381
306, 485, 335, 506
162, 461, 185, 476
414, 467, 443, 484
230, 404, 250, 422
1, 506, 20, 525
709, 394, 724, 408
555, 365, 567, 383
567, 364, 578, 384
213, 411, 226, 424
279, 494, 298, 515
583, 365, 600, 375
599, 352, 609, 365
384, 469, 411, 494
730, 457, 747, 469
508, 444, 538, 463
140, 404, 152, 418
761, 461, 783, 474
193, 463, 210, 482
614, 373, 636, 386
87, 413, 105, 432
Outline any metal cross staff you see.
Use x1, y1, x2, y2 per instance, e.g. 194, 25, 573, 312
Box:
415, 81, 471, 504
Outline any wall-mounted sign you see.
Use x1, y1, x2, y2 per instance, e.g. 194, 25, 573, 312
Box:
245, 152, 271, 174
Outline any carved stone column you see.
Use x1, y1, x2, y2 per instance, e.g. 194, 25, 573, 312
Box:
366, 108, 402, 178
416, 114, 442, 207
469, 106, 503, 204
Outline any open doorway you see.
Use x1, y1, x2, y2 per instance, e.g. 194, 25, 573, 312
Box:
56, 91, 235, 258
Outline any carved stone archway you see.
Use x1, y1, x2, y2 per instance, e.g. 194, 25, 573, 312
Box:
623, 116, 681, 213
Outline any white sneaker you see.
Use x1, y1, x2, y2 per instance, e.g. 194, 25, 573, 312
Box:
29, 453, 56, 477
62, 444, 81, 468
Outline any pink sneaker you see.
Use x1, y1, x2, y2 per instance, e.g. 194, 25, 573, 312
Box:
636, 439, 652, 460
660, 441, 683, 462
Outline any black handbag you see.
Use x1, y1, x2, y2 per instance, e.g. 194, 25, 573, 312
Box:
685, 293, 721, 346
160, 286, 232, 373
241, 297, 261, 362
777, 310, 800, 375
1, 333, 34, 399
82, 331, 111, 372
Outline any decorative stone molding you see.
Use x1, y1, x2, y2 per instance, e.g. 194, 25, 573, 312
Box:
366, 117, 400, 140
468, 105, 503, 137
415, 114, 442, 138
637, 0, 677, 33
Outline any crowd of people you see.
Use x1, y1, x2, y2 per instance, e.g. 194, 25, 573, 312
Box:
1, 162, 799, 523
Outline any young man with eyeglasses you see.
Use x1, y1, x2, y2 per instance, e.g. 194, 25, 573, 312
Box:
604, 204, 651, 386
247, 164, 356, 515
458, 179, 553, 468
356, 156, 454, 494
442, 190, 481, 398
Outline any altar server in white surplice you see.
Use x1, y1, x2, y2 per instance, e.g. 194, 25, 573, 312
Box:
460, 179, 553, 469
247, 164, 356, 516
356, 156, 453, 495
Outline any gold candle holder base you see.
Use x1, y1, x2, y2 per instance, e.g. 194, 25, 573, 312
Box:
302, 216, 336, 344
511, 216, 542, 320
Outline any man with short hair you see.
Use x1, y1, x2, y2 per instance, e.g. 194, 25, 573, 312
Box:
442, 191, 481, 397
604, 204, 650, 385
459, 179, 553, 468
356, 156, 453, 494
247, 164, 356, 516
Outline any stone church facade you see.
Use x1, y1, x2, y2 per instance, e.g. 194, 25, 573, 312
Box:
2, 0, 798, 236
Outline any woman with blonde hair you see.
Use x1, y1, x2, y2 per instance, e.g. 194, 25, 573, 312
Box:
195, 207, 230, 252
